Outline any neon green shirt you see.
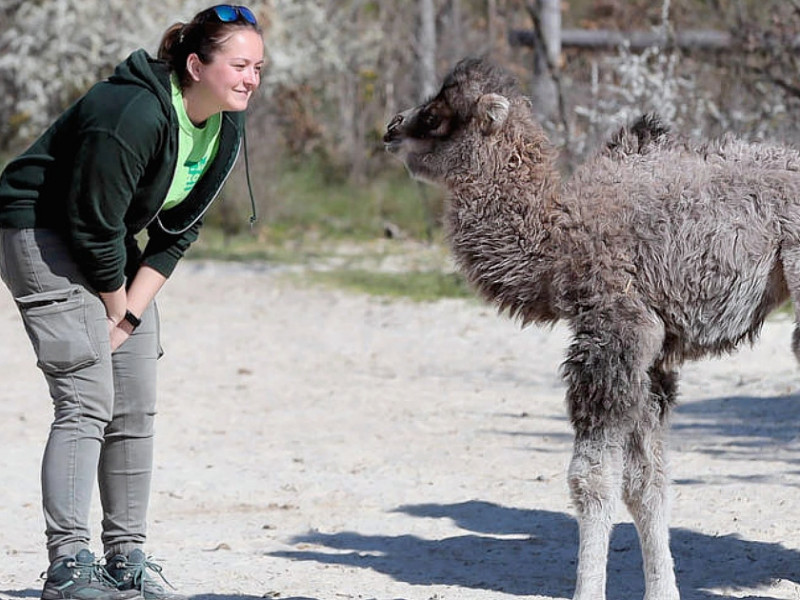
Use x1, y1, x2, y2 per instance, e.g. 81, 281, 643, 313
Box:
163, 75, 221, 210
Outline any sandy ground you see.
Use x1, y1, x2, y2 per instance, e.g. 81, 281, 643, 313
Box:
1, 258, 799, 600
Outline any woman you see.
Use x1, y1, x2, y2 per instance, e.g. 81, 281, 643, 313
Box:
0, 5, 264, 600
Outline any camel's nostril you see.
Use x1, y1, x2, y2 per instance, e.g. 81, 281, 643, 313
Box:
384, 115, 406, 145
387, 114, 404, 131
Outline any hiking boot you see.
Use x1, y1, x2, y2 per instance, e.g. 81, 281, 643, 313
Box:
41, 549, 141, 600
106, 549, 185, 600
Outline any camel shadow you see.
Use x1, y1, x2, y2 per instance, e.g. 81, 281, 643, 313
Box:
270, 500, 800, 600
674, 392, 800, 445
672, 392, 800, 471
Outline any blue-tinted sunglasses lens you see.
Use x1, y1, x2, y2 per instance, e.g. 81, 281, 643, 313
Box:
212, 5, 257, 25
238, 6, 257, 24
212, 5, 237, 22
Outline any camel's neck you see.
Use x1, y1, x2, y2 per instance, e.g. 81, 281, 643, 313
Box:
445, 163, 564, 326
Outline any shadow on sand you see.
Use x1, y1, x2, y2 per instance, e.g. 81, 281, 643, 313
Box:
6, 394, 798, 600
673, 393, 800, 453
266, 392, 800, 599
0, 592, 317, 600
269, 500, 799, 600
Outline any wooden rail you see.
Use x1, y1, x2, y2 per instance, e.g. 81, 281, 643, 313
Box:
509, 28, 733, 51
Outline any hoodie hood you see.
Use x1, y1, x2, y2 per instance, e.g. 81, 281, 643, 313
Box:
108, 49, 174, 116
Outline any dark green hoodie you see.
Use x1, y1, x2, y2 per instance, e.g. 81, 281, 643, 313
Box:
0, 49, 244, 292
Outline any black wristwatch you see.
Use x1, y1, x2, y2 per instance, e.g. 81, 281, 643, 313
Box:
123, 310, 142, 331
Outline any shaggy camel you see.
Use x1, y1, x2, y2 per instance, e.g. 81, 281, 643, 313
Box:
383, 57, 800, 600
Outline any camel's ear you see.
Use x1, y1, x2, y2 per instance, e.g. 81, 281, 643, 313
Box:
476, 93, 510, 135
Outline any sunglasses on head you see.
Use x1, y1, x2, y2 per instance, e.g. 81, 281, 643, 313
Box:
210, 5, 257, 25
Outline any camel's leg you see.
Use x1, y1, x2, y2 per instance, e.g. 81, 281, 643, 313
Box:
563, 306, 666, 600
623, 368, 679, 600
568, 427, 624, 600
781, 244, 800, 364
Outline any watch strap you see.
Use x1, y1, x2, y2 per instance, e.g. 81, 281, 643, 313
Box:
123, 310, 142, 331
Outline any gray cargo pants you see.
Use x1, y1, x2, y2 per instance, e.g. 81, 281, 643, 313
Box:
0, 228, 160, 563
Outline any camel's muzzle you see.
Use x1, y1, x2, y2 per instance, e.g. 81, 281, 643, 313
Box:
383, 114, 405, 152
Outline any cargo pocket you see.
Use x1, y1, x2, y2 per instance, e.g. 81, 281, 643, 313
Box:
15, 286, 100, 375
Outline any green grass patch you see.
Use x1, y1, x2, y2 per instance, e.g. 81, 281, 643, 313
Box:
189, 225, 473, 302
188, 227, 316, 264
304, 268, 473, 302
267, 164, 442, 241
206, 158, 444, 243
192, 159, 472, 302
772, 301, 795, 318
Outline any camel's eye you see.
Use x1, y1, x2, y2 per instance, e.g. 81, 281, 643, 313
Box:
420, 110, 442, 131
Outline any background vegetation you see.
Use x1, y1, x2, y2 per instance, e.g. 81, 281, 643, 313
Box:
2, 0, 800, 296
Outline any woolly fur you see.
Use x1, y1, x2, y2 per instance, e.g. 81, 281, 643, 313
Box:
384, 57, 800, 600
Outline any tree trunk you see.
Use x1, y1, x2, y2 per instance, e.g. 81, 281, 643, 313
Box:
487, 0, 497, 56
448, 0, 464, 63
418, 0, 438, 100
530, 0, 561, 118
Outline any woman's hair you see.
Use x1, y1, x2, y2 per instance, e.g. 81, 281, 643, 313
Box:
158, 5, 263, 88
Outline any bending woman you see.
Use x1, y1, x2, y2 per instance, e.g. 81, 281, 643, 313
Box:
0, 5, 264, 600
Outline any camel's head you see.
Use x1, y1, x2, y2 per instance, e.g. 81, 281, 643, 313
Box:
383, 57, 526, 186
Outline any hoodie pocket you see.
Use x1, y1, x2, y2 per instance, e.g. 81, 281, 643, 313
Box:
16, 286, 100, 375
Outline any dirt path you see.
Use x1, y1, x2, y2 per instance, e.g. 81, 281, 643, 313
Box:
1, 260, 798, 600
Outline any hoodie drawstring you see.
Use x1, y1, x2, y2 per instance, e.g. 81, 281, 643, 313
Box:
242, 120, 257, 228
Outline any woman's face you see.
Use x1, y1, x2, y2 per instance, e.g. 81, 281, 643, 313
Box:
187, 28, 265, 117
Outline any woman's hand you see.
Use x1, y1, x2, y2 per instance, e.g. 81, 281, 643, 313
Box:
104, 265, 167, 352
100, 285, 127, 328
110, 319, 135, 351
